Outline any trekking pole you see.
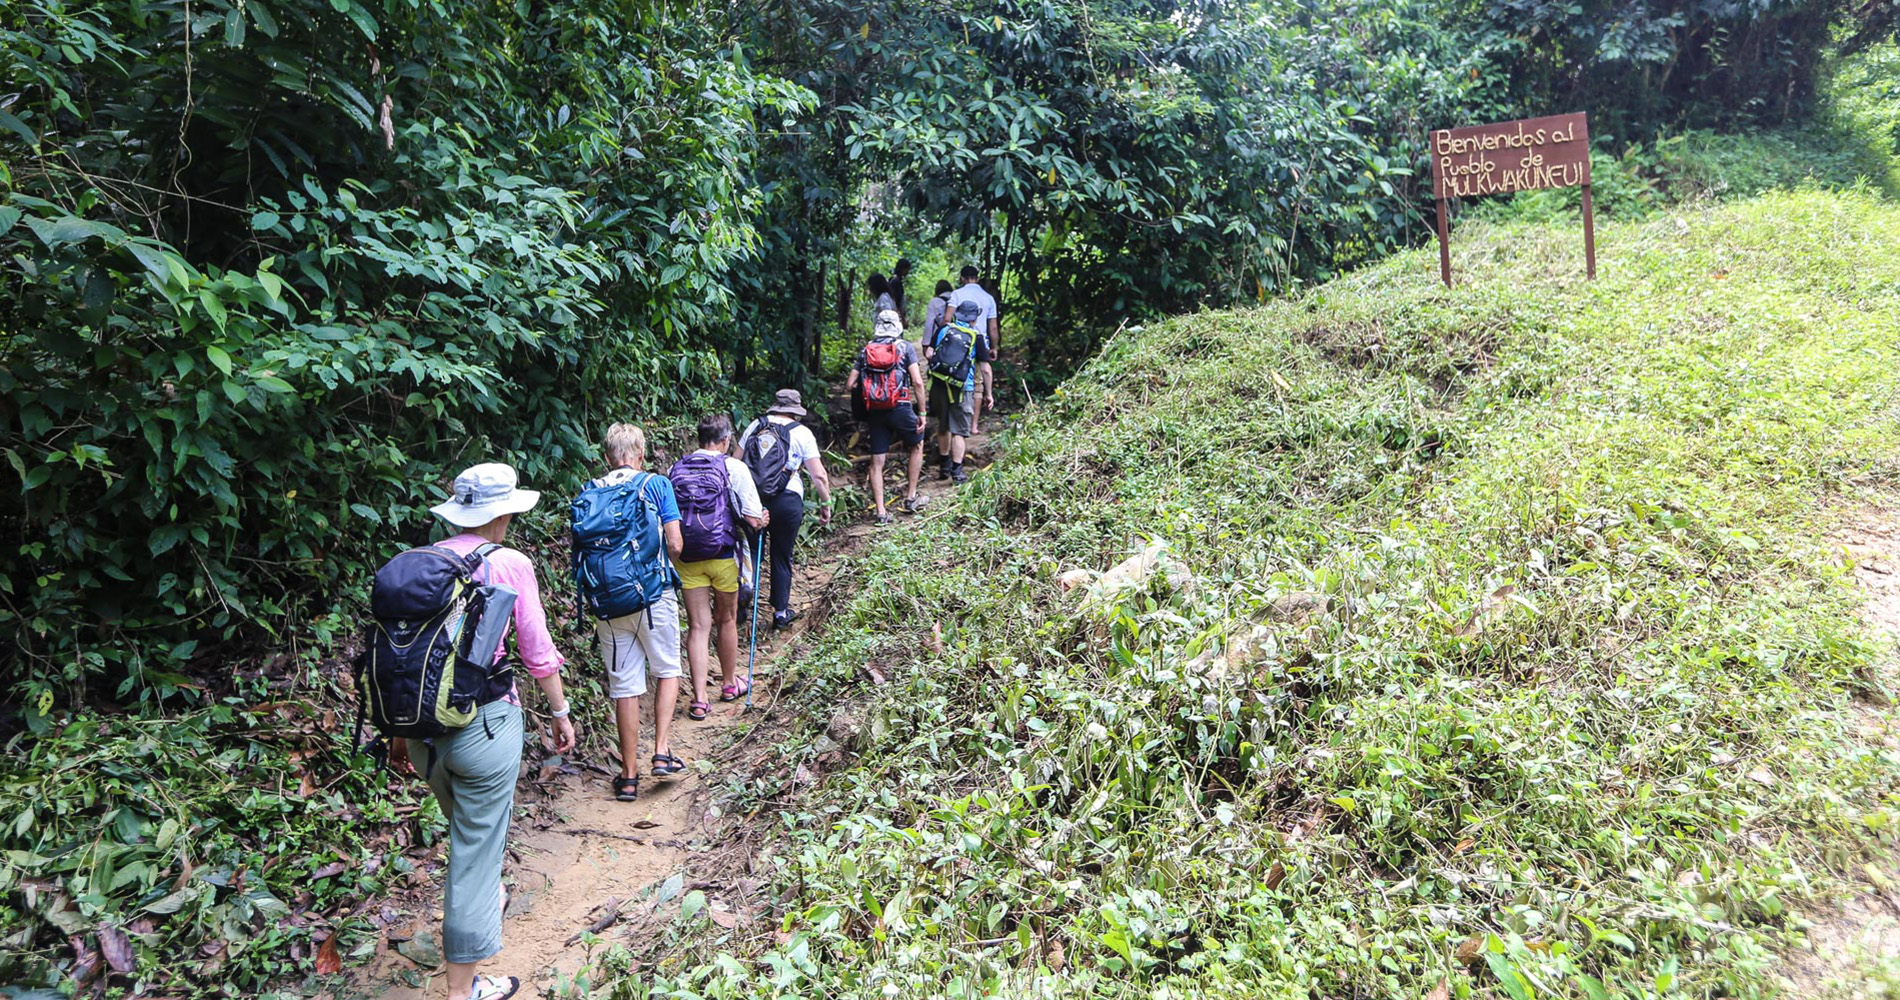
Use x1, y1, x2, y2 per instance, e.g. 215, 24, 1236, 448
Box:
744, 530, 764, 711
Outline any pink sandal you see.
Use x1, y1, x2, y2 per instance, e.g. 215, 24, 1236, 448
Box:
719, 679, 750, 702
688, 700, 711, 720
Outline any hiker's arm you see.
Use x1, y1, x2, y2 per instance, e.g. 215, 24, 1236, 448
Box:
510, 563, 576, 752
805, 456, 833, 525
988, 316, 1000, 356
845, 366, 860, 391
663, 520, 683, 562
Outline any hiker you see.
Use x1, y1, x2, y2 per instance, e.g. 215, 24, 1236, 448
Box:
945, 265, 999, 433
846, 309, 929, 522
572, 424, 685, 802
391, 463, 577, 1000
737, 390, 834, 629
868, 272, 897, 322
670, 414, 769, 718
891, 257, 913, 315
926, 300, 989, 485
921, 278, 954, 355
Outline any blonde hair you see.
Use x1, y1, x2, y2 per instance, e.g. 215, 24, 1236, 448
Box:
603, 423, 646, 465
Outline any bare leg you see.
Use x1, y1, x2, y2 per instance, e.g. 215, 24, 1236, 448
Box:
905, 443, 923, 501
975, 361, 994, 432
714, 589, 740, 689
653, 676, 678, 754
446, 963, 475, 1000
612, 696, 641, 779
951, 434, 967, 464
869, 453, 888, 515
683, 586, 712, 705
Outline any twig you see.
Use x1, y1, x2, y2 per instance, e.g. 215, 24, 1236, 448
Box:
545, 827, 649, 845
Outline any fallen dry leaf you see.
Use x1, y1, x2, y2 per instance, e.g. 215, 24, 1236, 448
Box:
1453, 837, 1476, 855
1453, 933, 1484, 964
314, 935, 342, 976
710, 909, 739, 929
1426, 977, 1450, 1000
98, 924, 135, 974
1263, 861, 1287, 890
1746, 768, 1776, 787
1046, 937, 1067, 972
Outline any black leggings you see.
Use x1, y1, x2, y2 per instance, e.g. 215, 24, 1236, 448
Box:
760, 490, 805, 616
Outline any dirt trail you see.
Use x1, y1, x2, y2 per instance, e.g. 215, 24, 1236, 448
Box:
354, 409, 1001, 999
1782, 515, 1900, 997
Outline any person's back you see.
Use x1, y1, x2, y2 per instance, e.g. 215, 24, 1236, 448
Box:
848, 310, 929, 521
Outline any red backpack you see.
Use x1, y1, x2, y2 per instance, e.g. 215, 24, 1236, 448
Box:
859, 338, 909, 410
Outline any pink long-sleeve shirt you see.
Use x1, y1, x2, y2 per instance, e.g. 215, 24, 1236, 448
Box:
437, 533, 564, 703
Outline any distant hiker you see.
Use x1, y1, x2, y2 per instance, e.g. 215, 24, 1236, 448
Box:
926, 300, 989, 485
670, 414, 769, 718
571, 424, 685, 801
867, 272, 897, 321
921, 278, 955, 355
381, 463, 576, 1000
737, 390, 834, 629
847, 309, 929, 523
946, 265, 999, 433
891, 257, 913, 315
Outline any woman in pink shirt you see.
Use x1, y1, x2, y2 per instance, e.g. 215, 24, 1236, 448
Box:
388, 463, 575, 1000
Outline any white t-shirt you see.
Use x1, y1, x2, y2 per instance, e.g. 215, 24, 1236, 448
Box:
946, 282, 997, 335
692, 449, 764, 518
737, 417, 822, 497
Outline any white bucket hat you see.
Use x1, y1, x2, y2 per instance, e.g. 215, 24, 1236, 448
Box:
430, 463, 541, 528
874, 309, 903, 339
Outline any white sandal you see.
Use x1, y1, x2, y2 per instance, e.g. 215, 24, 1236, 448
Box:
468, 974, 520, 1000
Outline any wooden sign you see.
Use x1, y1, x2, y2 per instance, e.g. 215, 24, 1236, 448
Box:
1430, 112, 1594, 286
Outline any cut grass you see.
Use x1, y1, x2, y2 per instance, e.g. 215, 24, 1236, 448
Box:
604, 190, 1900, 999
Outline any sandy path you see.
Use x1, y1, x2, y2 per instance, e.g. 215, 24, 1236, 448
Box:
354, 413, 997, 999
1781, 515, 1900, 996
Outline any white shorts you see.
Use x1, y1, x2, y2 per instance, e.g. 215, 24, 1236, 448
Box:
596, 590, 682, 699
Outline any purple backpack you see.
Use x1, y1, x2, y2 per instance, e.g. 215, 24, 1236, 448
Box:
668, 452, 736, 561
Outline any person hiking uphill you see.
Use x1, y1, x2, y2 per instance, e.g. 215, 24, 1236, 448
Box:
945, 265, 999, 434
867, 272, 897, 321
389, 463, 577, 1000
571, 424, 686, 802
921, 278, 954, 357
926, 300, 989, 485
847, 309, 929, 523
670, 415, 769, 718
737, 389, 834, 630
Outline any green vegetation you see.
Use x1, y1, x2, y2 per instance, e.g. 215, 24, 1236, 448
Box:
5, 1, 1899, 995
609, 190, 1900, 998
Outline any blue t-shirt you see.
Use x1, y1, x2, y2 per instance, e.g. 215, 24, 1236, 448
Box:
933, 323, 990, 393
590, 468, 680, 524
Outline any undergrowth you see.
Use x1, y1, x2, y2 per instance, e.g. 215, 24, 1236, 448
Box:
596, 190, 1900, 999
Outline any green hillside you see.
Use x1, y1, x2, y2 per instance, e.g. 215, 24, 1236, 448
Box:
634, 190, 1900, 998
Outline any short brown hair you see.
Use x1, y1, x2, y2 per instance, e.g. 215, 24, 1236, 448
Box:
603, 423, 646, 465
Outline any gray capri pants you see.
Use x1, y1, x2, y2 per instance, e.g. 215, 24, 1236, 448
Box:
407, 698, 523, 965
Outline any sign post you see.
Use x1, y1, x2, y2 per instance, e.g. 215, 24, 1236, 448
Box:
1430, 112, 1594, 286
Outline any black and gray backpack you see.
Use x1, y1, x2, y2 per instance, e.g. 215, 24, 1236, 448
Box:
354, 543, 517, 745
741, 417, 797, 501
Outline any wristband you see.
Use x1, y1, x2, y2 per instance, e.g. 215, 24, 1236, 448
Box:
550, 706, 571, 719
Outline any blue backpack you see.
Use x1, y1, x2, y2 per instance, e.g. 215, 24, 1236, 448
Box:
571, 470, 679, 621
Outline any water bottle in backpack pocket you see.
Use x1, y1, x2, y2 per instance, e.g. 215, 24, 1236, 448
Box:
355, 543, 516, 743
669, 453, 737, 561
571, 470, 679, 620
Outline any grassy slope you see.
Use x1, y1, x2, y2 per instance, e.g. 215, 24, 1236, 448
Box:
630, 191, 1900, 1000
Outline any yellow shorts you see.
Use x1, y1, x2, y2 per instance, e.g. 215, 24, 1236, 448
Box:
675, 556, 739, 593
